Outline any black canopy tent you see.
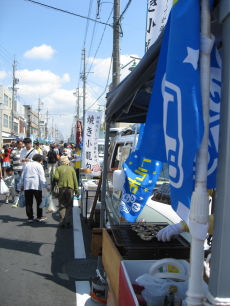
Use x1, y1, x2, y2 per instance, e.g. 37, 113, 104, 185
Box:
101, 2, 229, 303
105, 18, 222, 125
105, 31, 163, 124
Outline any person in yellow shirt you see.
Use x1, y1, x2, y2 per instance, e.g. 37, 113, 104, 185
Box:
72, 144, 81, 185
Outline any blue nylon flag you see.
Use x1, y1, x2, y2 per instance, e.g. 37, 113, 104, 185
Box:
207, 46, 221, 189
140, 0, 204, 224
120, 152, 163, 222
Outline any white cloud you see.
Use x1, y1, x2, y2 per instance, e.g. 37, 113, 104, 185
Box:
0, 70, 7, 80
61, 73, 70, 83
24, 44, 56, 60
87, 54, 140, 82
16, 69, 70, 85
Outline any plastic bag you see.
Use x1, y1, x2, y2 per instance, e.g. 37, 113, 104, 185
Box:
45, 195, 57, 213
39, 192, 50, 208
12, 196, 19, 208
135, 273, 189, 306
18, 192, 26, 208
0, 180, 9, 194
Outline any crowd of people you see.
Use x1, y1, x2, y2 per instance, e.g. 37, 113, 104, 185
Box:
0, 138, 81, 227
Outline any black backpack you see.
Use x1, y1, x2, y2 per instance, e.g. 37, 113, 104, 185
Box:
47, 150, 57, 163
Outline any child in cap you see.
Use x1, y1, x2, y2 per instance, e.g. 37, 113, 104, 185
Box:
4, 167, 18, 204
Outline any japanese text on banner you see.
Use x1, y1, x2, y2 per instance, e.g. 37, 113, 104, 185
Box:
82, 111, 102, 175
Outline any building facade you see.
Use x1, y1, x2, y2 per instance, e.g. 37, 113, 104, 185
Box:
24, 105, 39, 138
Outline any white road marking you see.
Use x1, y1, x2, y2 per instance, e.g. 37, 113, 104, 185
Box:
73, 200, 101, 306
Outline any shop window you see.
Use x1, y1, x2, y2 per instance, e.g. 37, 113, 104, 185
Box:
111, 143, 124, 169
14, 122, 18, 134
3, 114, 8, 127
107, 142, 116, 169
9, 116, 12, 129
4, 94, 8, 106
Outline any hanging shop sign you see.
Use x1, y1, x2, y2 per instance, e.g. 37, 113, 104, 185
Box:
82, 111, 102, 176
146, 0, 172, 51
76, 120, 83, 145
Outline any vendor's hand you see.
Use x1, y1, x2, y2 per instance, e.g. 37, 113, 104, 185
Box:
156, 223, 183, 242
47, 188, 50, 192
20, 186, 24, 192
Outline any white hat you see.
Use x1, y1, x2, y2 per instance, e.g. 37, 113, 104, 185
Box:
60, 155, 70, 165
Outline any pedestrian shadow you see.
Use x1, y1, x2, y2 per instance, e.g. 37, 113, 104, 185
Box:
21, 225, 76, 294
22, 269, 76, 293
0, 214, 59, 228
0, 215, 28, 223
0, 237, 48, 255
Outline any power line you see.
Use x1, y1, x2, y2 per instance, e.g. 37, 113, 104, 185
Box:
83, 0, 94, 46
87, 53, 112, 110
86, 8, 113, 78
25, 0, 113, 27
0, 51, 13, 66
87, 82, 106, 103
86, 13, 98, 71
88, 79, 105, 89
119, 0, 132, 22
0, 46, 14, 62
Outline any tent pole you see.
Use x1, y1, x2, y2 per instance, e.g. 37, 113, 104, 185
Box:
187, 1, 211, 306
100, 121, 111, 228
97, 121, 111, 273
207, 0, 230, 304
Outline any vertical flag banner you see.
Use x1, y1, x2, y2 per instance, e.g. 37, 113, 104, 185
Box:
76, 120, 83, 145
146, 0, 172, 51
141, 0, 204, 224
82, 111, 102, 176
120, 151, 163, 222
207, 46, 221, 189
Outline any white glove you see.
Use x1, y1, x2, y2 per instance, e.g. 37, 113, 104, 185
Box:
156, 223, 183, 242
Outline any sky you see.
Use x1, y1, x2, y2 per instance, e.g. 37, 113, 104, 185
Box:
0, 0, 147, 140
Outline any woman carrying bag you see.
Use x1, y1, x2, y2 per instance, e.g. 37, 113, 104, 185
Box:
20, 154, 50, 223
53, 155, 79, 228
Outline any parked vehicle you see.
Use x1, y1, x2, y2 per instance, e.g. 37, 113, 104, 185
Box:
104, 132, 191, 241
98, 139, 105, 169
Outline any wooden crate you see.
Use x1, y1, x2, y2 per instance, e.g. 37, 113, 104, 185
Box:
91, 228, 103, 256
102, 229, 122, 303
106, 277, 118, 306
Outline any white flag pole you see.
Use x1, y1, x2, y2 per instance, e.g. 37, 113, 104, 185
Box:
187, 1, 213, 306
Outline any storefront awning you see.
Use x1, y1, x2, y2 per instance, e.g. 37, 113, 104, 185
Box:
105, 32, 163, 123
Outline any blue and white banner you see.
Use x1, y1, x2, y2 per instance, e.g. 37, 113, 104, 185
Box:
120, 151, 163, 222
140, 0, 204, 224
207, 46, 221, 189
120, 0, 220, 224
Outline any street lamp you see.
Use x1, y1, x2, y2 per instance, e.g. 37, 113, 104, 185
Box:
128, 60, 138, 72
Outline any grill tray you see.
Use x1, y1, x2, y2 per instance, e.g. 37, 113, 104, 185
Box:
110, 222, 190, 260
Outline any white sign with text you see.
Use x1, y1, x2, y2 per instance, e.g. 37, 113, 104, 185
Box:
82, 111, 102, 176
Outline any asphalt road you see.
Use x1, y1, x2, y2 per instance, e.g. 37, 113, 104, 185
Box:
0, 181, 77, 306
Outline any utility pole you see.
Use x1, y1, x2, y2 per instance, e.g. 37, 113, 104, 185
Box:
77, 88, 80, 119
112, 0, 120, 89
0, 99, 6, 148
82, 48, 86, 128
73, 88, 82, 120
37, 97, 43, 139
12, 56, 19, 136
45, 109, 48, 139
52, 118, 53, 141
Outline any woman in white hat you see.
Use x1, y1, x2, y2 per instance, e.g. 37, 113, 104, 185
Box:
53, 155, 79, 228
